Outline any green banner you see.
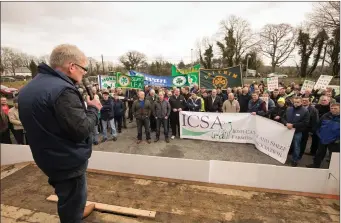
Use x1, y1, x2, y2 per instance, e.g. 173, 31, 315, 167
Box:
116, 73, 144, 90
172, 75, 190, 88
171, 64, 200, 87
199, 66, 242, 89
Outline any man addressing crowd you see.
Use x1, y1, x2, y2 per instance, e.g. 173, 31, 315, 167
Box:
18, 44, 102, 222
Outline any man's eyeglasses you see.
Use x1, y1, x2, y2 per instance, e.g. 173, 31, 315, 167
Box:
73, 63, 88, 72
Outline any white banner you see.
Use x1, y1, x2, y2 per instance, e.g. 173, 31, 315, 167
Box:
266, 77, 278, 91
98, 75, 116, 89
314, 75, 333, 90
179, 111, 294, 164
300, 80, 315, 94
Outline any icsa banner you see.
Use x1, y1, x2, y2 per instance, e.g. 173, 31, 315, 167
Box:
179, 111, 294, 164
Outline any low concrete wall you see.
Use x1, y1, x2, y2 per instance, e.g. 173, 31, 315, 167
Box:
1, 144, 339, 195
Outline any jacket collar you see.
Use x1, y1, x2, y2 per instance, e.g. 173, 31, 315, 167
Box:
38, 63, 76, 87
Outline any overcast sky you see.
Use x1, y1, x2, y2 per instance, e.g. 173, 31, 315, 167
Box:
1, 2, 314, 66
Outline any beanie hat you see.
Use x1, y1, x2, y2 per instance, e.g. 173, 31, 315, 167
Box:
278, 97, 285, 104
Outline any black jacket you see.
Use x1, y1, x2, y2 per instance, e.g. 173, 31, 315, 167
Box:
187, 98, 202, 112
100, 98, 114, 121
205, 96, 222, 112
270, 105, 287, 122
113, 99, 124, 117
18, 63, 98, 181
281, 105, 309, 133
315, 104, 330, 119
306, 105, 319, 132
169, 95, 187, 111
238, 94, 251, 113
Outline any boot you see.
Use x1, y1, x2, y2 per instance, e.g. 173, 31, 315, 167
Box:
82, 203, 95, 219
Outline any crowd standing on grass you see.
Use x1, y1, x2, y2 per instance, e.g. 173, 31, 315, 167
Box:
0, 72, 340, 169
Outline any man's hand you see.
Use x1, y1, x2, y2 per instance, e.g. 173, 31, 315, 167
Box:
87, 96, 102, 110
173, 108, 177, 112
274, 116, 280, 120
251, 112, 256, 115
286, 123, 293, 129
165, 116, 168, 119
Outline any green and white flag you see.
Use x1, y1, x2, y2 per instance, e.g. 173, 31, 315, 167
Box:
116, 73, 144, 90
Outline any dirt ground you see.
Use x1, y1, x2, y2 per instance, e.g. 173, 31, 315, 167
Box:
1, 164, 339, 223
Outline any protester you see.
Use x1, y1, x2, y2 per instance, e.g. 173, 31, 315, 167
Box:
307, 103, 340, 168
116, 88, 127, 129
270, 89, 281, 105
132, 91, 152, 144
146, 89, 158, 132
0, 107, 11, 144
248, 93, 267, 116
18, 44, 101, 222
270, 98, 287, 122
100, 90, 117, 142
8, 97, 25, 144
223, 93, 240, 113
169, 88, 186, 139
238, 87, 251, 113
126, 88, 137, 123
187, 92, 202, 112
205, 89, 222, 112
217, 87, 227, 102
281, 96, 309, 167
153, 92, 171, 143
300, 96, 319, 159
113, 94, 124, 133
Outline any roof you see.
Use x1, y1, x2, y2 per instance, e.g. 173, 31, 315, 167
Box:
14, 67, 31, 73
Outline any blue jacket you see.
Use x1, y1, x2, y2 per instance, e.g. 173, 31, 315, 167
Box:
281, 106, 309, 132
317, 112, 340, 145
18, 63, 98, 181
112, 99, 124, 116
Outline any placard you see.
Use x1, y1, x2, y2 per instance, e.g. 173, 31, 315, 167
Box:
300, 80, 316, 94
314, 75, 333, 90
266, 77, 278, 91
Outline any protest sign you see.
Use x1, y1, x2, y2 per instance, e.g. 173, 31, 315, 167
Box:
300, 80, 316, 94
314, 75, 333, 90
98, 75, 116, 89
199, 66, 242, 89
179, 111, 294, 164
116, 73, 144, 90
266, 77, 278, 91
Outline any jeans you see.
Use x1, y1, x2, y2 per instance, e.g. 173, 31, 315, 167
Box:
92, 125, 99, 143
313, 142, 340, 167
102, 119, 117, 139
300, 131, 310, 158
150, 114, 156, 131
0, 128, 12, 144
128, 102, 133, 121
291, 132, 302, 163
170, 111, 180, 137
114, 116, 122, 132
136, 118, 150, 140
310, 133, 319, 154
156, 118, 169, 139
13, 129, 24, 145
48, 173, 87, 223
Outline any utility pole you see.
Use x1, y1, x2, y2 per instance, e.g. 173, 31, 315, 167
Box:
101, 54, 105, 74
191, 49, 193, 66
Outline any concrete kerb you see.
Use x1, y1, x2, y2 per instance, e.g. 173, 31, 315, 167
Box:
1, 144, 339, 195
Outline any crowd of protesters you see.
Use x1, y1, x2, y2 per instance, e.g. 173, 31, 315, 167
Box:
0, 78, 339, 168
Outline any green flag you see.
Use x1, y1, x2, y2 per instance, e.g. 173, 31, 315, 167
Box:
172, 75, 189, 87
199, 66, 242, 89
171, 64, 200, 87
116, 73, 144, 90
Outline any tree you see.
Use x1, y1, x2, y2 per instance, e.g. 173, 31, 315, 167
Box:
1, 47, 22, 76
177, 60, 186, 69
259, 23, 296, 72
119, 51, 147, 70
242, 50, 264, 71
327, 27, 340, 77
37, 54, 50, 64
199, 44, 214, 69
296, 29, 329, 77
29, 60, 38, 78
218, 15, 259, 66
308, 2, 340, 33
217, 29, 235, 67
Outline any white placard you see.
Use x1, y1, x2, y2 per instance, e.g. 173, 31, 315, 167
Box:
300, 80, 316, 94
179, 112, 294, 164
266, 77, 278, 91
98, 75, 116, 89
314, 75, 333, 90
